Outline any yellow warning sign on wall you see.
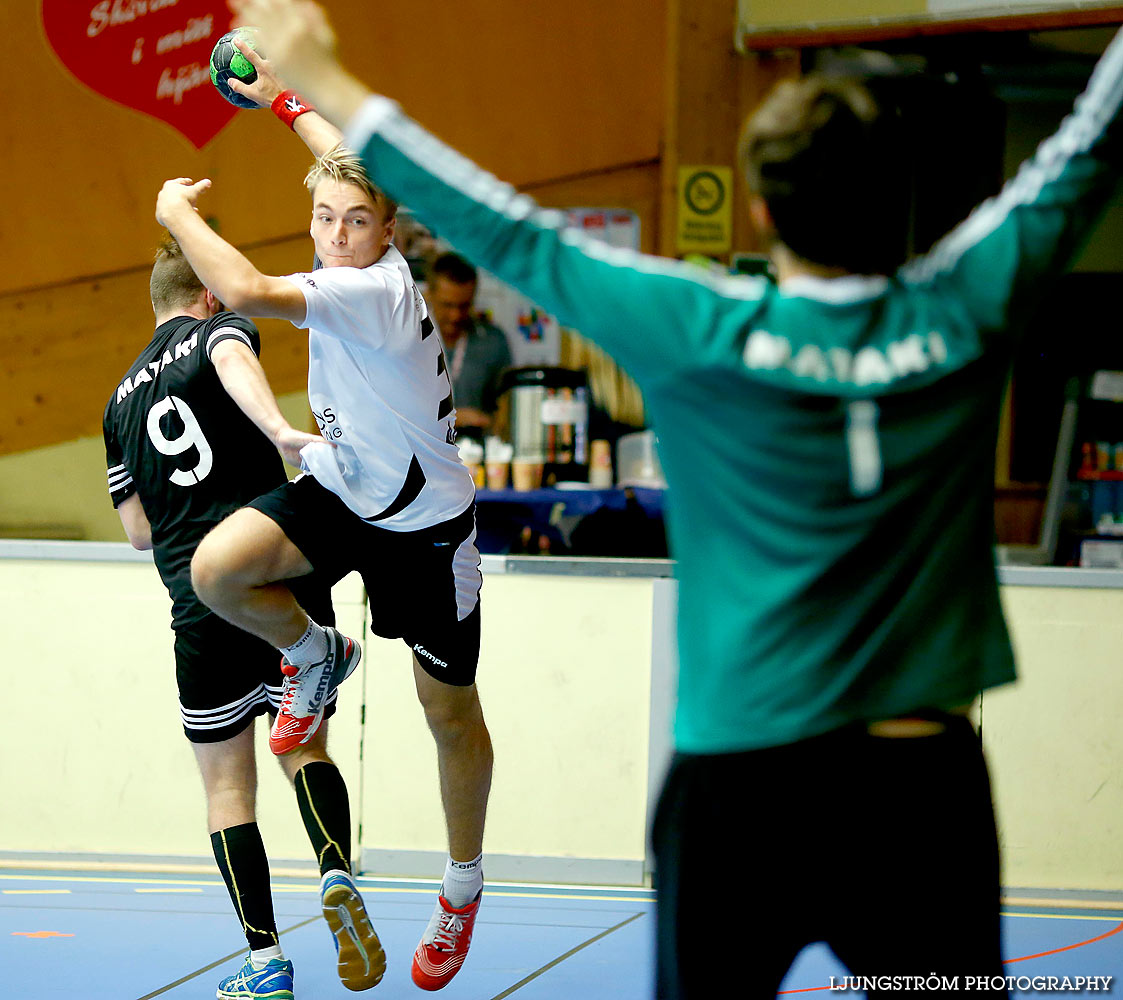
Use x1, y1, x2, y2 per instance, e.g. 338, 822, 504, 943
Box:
677, 166, 734, 254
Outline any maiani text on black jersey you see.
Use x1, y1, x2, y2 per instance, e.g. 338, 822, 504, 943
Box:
103, 313, 289, 629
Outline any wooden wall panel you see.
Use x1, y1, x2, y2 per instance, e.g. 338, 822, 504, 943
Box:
7, 0, 666, 295
4, 0, 667, 458
0, 164, 662, 458
0, 237, 313, 457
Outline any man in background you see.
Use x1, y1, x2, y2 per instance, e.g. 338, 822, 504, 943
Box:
426, 252, 512, 435
103, 237, 369, 999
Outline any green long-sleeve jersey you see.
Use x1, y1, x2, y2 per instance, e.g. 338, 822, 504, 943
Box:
343, 32, 1123, 753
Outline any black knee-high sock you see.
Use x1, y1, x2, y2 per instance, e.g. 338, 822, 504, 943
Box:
294, 761, 352, 875
210, 823, 279, 951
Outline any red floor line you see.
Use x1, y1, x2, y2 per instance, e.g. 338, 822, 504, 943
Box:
1004, 918, 1123, 963
777, 919, 1123, 995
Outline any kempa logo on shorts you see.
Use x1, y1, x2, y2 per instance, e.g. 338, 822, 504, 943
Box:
413, 644, 449, 669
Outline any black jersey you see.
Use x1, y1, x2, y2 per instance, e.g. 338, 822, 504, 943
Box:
103, 312, 289, 629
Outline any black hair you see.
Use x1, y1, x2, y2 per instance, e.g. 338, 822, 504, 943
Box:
740, 76, 911, 275
430, 252, 478, 286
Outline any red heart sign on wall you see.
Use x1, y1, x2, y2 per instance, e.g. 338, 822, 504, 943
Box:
42, 1, 241, 149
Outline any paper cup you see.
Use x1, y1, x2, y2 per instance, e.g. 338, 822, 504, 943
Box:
511, 460, 544, 492
486, 461, 509, 490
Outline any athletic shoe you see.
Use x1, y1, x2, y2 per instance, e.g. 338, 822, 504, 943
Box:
269, 627, 361, 755
320, 869, 386, 991
411, 890, 482, 991
216, 956, 294, 999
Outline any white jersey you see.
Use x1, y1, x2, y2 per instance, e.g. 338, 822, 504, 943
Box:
284, 245, 475, 531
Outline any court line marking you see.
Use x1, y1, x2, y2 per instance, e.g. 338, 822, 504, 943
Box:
12, 930, 75, 937
3, 863, 1113, 907
778, 919, 1123, 995
0, 872, 653, 904
6, 870, 1117, 997
489, 911, 646, 999
1005, 896, 1123, 912
9, 874, 1119, 918
133, 915, 319, 1000
0, 861, 655, 897
1005, 917, 1123, 964
1003, 910, 1122, 923
3, 889, 71, 894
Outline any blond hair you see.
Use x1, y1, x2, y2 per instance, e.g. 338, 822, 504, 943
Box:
304, 144, 398, 220
149, 234, 205, 314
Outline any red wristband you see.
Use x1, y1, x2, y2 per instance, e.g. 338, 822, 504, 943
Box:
271, 90, 315, 130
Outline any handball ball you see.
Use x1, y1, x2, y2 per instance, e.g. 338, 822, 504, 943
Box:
209, 27, 262, 110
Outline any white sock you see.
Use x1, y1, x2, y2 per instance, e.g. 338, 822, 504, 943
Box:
280, 619, 329, 668
250, 944, 284, 968
442, 853, 483, 908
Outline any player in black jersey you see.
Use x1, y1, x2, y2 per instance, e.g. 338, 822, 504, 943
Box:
103, 237, 382, 999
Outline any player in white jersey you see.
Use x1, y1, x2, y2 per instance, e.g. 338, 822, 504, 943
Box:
155, 44, 491, 994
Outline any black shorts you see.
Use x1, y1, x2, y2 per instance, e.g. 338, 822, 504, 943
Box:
651, 716, 1006, 999
175, 577, 335, 744
247, 475, 482, 686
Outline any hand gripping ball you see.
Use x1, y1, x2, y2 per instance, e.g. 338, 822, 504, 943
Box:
209, 27, 262, 110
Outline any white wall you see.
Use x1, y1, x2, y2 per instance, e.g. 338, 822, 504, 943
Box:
3, 549, 1121, 892
986, 584, 1123, 890
358, 574, 655, 881
0, 551, 657, 884
0, 554, 366, 865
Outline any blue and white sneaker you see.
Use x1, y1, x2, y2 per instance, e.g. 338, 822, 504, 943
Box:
216, 956, 294, 999
321, 869, 386, 991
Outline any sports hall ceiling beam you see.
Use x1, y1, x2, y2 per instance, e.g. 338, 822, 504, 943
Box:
738, 5, 1123, 50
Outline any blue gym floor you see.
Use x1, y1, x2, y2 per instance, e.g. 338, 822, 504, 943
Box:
2, 868, 1120, 998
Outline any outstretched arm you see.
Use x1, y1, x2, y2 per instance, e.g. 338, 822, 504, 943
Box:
902, 29, 1123, 336
211, 339, 324, 467
234, 0, 764, 386
227, 36, 345, 158
155, 177, 307, 322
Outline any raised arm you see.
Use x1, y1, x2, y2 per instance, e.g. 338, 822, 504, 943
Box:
227, 36, 345, 158
155, 177, 308, 323
211, 339, 323, 467
234, 0, 768, 386
903, 27, 1123, 336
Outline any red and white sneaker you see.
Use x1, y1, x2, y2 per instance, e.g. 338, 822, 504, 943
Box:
269, 627, 361, 756
410, 891, 482, 991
